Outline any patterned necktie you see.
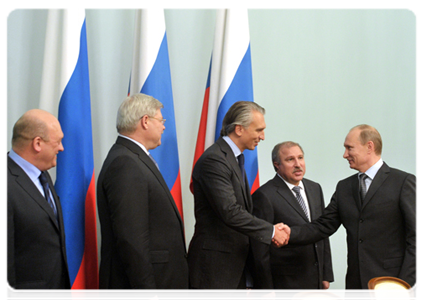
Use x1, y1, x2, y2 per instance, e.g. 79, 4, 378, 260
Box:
39, 172, 57, 217
359, 173, 368, 202
292, 186, 310, 221
238, 153, 246, 182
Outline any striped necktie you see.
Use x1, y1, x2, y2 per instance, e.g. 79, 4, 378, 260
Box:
292, 186, 310, 221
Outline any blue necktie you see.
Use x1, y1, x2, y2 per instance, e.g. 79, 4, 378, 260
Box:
39, 172, 57, 217
238, 153, 245, 182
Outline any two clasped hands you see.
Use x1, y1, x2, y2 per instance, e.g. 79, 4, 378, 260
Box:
272, 223, 291, 247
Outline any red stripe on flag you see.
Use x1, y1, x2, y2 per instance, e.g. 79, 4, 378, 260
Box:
171, 170, 184, 221
250, 171, 260, 195
71, 172, 99, 289
190, 86, 210, 193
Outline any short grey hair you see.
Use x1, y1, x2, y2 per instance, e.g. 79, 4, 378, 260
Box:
116, 93, 163, 134
220, 101, 265, 136
271, 141, 304, 171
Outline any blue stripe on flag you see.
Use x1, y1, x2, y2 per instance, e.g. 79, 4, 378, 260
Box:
55, 19, 93, 286
214, 45, 257, 189
140, 33, 179, 191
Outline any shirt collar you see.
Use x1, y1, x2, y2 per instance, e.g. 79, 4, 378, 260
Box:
360, 158, 383, 180
222, 135, 242, 158
277, 173, 304, 191
8, 149, 42, 181
119, 134, 150, 156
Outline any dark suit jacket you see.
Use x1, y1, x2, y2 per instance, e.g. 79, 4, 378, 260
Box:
188, 137, 274, 288
290, 163, 416, 288
97, 136, 188, 289
7, 156, 70, 289
251, 175, 334, 289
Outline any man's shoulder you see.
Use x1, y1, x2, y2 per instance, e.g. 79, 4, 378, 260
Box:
302, 177, 321, 187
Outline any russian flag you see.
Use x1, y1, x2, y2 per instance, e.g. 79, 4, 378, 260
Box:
191, 9, 260, 193
128, 9, 184, 220
53, 10, 99, 289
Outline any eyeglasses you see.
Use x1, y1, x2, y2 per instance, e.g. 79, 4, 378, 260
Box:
148, 116, 166, 125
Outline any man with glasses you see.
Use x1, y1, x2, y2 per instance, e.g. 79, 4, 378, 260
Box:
97, 93, 188, 289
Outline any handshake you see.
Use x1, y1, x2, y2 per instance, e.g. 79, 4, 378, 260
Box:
272, 223, 291, 247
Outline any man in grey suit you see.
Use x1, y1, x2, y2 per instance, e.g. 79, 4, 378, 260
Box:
97, 93, 188, 289
251, 141, 333, 289
8, 109, 70, 289
188, 101, 289, 289
283, 124, 415, 288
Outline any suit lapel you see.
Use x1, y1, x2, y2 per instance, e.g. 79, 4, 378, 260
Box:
273, 176, 309, 222
116, 137, 183, 224
8, 157, 59, 229
362, 163, 390, 209
216, 138, 252, 212
303, 179, 318, 221
351, 175, 361, 210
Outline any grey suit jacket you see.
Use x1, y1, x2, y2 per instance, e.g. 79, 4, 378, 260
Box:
97, 137, 188, 289
290, 163, 416, 288
188, 137, 273, 288
7, 156, 70, 289
251, 175, 333, 289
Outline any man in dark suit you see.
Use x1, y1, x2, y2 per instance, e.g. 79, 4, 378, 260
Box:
8, 109, 70, 289
284, 124, 416, 288
251, 141, 333, 289
188, 101, 289, 289
97, 93, 188, 289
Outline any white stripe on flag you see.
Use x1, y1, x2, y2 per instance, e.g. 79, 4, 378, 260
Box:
129, 9, 165, 94
205, 9, 251, 148
39, 9, 85, 115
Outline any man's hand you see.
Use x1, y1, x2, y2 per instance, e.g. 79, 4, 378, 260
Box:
260, 291, 276, 300
322, 281, 330, 289
272, 223, 291, 247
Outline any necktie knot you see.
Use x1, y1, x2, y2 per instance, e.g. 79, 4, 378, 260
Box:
39, 172, 48, 186
292, 186, 301, 194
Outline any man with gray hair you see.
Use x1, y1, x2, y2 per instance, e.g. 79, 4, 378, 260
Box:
250, 141, 333, 289
188, 101, 289, 289
97, 93, 188, 289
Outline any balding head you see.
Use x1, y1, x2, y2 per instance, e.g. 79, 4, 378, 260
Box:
11, 109, 64, 171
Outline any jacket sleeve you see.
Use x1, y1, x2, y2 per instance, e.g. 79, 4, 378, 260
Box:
195, 152, 273, 244
290, 187, 342, 245
398, 173, 416, 287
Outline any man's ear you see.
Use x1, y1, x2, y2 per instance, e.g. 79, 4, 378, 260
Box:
32, 137, 43, 153
367, 140, 375, 153
234, 124, 244, 137
140, 115, 149, 130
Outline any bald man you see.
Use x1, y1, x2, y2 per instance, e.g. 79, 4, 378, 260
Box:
7, 109, 70, 289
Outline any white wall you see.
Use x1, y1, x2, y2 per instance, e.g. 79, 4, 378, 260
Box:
6, 9, 416, 291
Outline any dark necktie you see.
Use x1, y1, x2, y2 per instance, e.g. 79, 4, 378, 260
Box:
39, 172, 57, 217
238, 153, 246, 182
359, 173, 368, 203
292, 186, 310, 221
